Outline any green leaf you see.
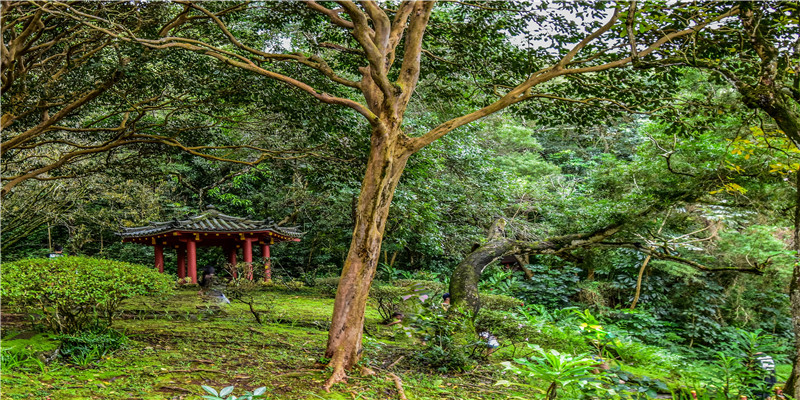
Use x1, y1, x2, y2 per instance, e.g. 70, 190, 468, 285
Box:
201, 385, 219, 396
219, 386, 235, 397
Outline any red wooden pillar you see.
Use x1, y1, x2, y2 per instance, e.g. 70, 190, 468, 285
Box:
228, 246, 238, 279
262, 243, 271, 282
177, 245, 186, 279
154, 244, 164, 273
187, 239, 197, 284
243, 239, 253, 280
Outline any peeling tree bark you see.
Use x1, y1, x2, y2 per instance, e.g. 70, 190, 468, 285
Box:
323, 125, 412, 390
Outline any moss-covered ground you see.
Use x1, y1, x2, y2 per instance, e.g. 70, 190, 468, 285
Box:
2, 285, 793, 400
1, 287, 527, 400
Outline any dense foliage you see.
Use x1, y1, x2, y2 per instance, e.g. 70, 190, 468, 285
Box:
1, 256, 174, 333
1, 0, 797, 397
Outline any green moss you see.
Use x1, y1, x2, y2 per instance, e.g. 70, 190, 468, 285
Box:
3, 281, 771, 400
2, 332, 60, 353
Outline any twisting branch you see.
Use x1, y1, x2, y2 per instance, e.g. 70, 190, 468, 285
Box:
626, 0, 639, 65
597, 242, 765, 274
647, 133, 697, 177
306, 1, 355, 30
411, 5, 740, 153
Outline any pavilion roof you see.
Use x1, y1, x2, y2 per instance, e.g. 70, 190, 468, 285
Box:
117, 205, 302, 240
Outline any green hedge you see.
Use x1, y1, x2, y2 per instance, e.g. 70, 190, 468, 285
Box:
1, 256, 174, 333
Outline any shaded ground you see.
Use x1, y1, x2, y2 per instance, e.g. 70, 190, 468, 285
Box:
1, 287, 519, 400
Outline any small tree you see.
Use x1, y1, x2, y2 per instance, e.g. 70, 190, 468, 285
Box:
1, 256, 174, 333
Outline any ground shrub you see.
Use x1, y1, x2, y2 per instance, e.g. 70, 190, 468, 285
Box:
369, 285, 414, 322
609, 337, 682, 370
415, 336, 475, 372
481, 293, 524, 311
394, 279, 445, 292
604, 308, 679, 346
475, 309, 534, 341
512, 264, 581, 309
58, 327, 128, 366
311, 276, 340, 297
409, 304, 478, 372
1, 256, 174, 333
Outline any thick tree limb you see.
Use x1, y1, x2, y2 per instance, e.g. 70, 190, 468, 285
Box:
449, 208, 763, 314
410, 5, 740, 153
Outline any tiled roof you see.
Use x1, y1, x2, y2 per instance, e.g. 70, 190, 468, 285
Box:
117, 205, 302, 239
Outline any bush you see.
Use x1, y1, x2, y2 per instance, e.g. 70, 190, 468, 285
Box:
512, 264, 581, 309
394, 279, 445, 292
369, 285, 410, 322
1, 256, 174, 333
475, 309, 534, 341
481, 293, 524, 311
609, 337, 682, 370
477, 309, 590, 355
312, 276, 340, 297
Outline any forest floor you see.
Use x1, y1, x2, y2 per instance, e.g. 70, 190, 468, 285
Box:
1, 286, 525, 400
0, 285, 792, 400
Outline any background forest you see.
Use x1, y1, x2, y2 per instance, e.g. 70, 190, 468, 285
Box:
1, 1, 798, 399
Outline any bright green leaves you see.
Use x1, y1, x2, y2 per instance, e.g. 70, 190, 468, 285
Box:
497, 345, 603, 399
1, 256, 174, 334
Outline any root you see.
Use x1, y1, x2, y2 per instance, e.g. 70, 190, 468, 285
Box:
388, 372, 407, 400
323, 357, 348, 392
359, 366, 376, 376
385, 355, 404, 369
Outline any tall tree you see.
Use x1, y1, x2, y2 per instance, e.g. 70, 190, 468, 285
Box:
28, 0, 740, 387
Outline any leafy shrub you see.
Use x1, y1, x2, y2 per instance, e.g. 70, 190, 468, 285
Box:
415, 335, 475, 372
369, 285, 409, 323
481, 293, 524, 311
498, 345, 602, 400
311, 276, 340, 297
479, 266, 524, 296
512, 264, 581, 309
475, 309, 536, 342
477, 309, 589, 356
605, 308, 679, 346
610, 337, 682, 370
602, 368, 670, 399
407, 301, 477, 372
719, 328, 789, 362
58, 328, 127, 366
1, 256, 174, 333
394, 279, 445, 292
518, 304, 581, 327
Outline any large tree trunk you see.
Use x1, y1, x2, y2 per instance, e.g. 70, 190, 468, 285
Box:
449, 219, 513, 314
323, 127, 409, 390
449, 240, 516, 315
